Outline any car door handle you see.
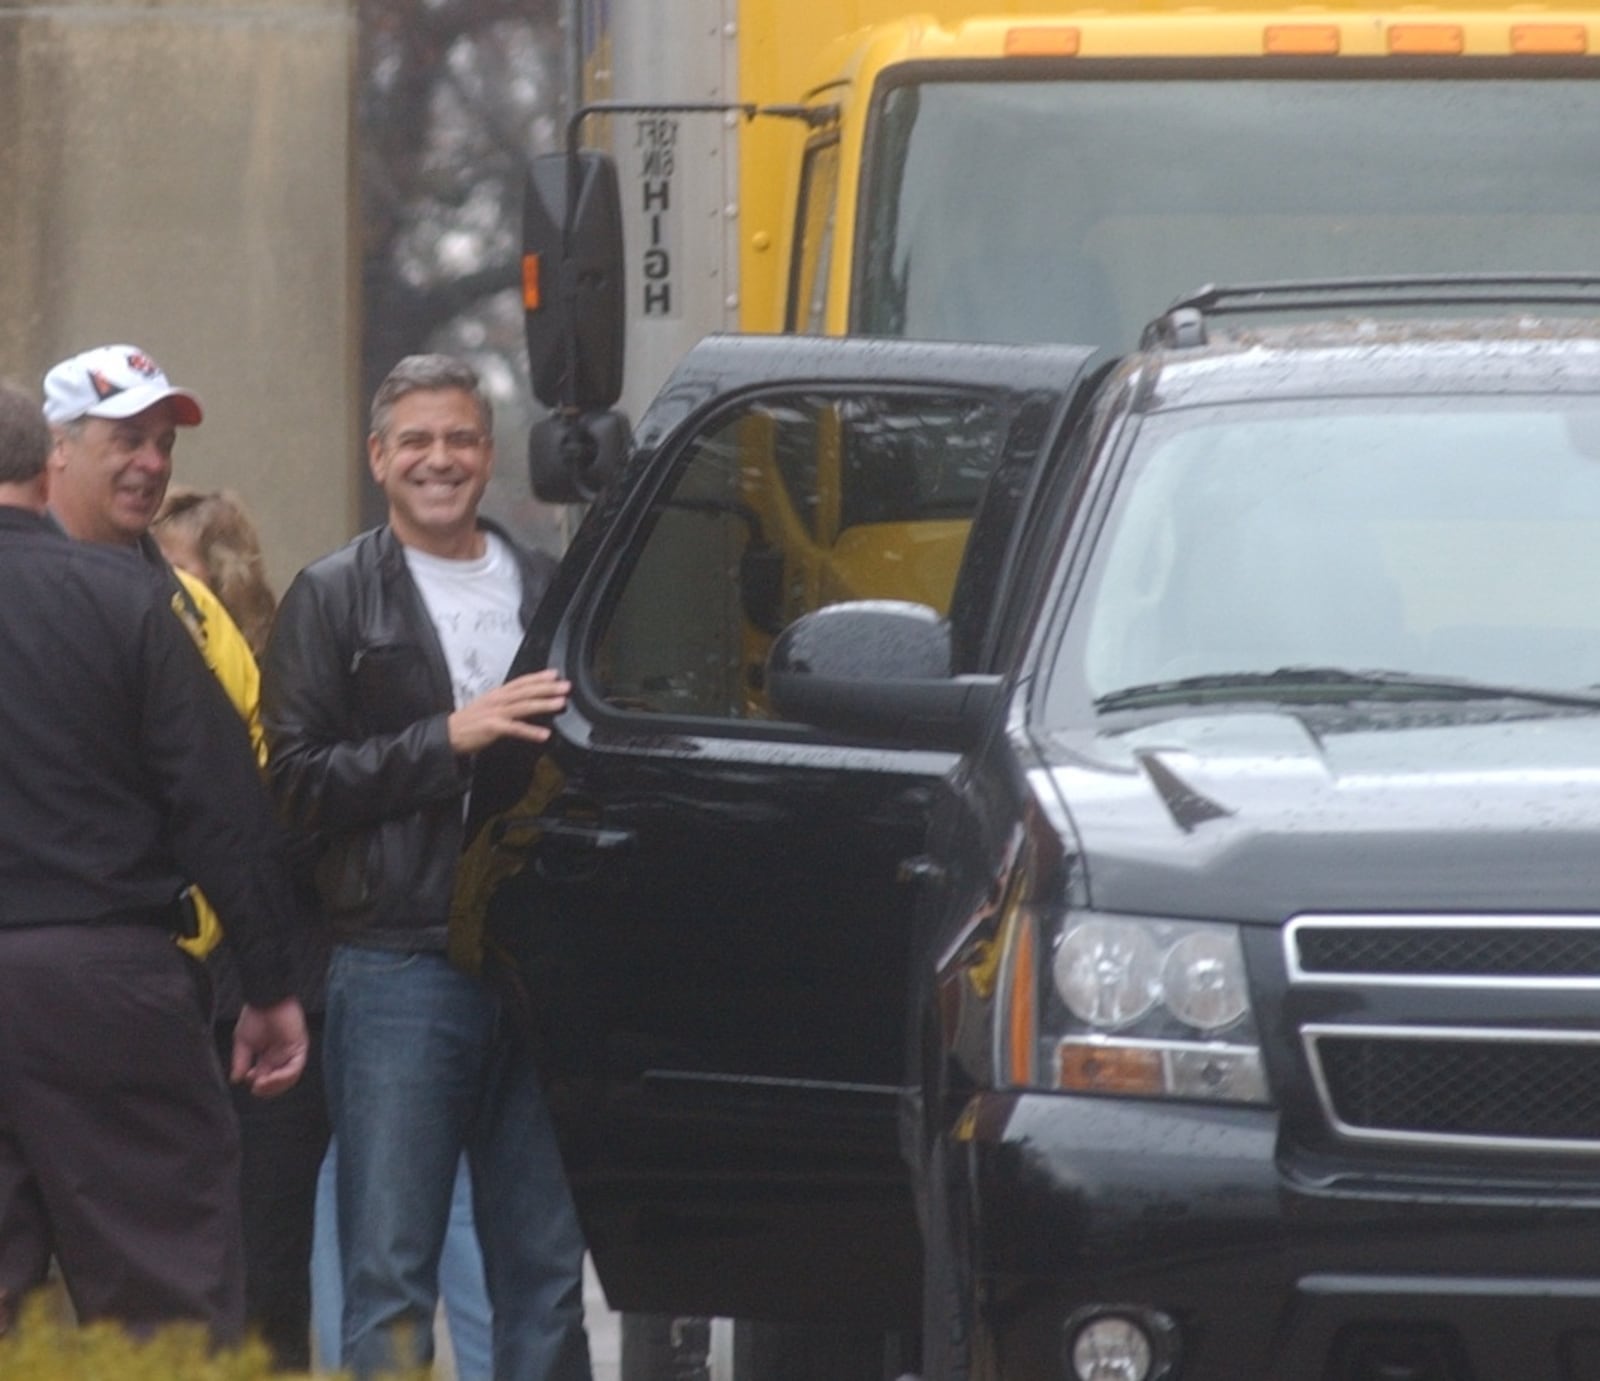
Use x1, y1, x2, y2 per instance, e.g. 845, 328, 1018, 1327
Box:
899, 854, 946, 886
490, 816, 635, 883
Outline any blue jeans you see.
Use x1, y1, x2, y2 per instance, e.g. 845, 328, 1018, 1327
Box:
312, 1142, 492, 1378
324, 945, 592, 1381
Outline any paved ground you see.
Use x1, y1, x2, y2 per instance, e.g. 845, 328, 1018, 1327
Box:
588, 1257, 623, 1381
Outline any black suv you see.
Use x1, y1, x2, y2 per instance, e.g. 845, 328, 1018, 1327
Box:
462, 280, 1600, 1381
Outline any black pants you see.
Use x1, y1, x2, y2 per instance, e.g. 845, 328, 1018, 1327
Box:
0, 924, 245, 1339
215, 1013, 330, 1371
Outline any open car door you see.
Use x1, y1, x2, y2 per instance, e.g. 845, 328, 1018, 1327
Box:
454, 335, 1098, 1330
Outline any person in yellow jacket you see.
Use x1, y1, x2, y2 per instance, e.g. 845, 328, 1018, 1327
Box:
166, 561, 265, 955
43, 345, 329, 1371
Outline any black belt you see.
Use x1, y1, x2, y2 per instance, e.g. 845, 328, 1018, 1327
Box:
96, 900, 195, 935
0, 902, 187, 933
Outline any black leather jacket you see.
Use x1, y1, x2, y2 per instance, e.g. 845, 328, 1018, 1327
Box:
260, 522, 556, 951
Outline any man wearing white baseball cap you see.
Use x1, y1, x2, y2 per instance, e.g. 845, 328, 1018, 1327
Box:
42, 344, 259, 767
0, 378, 305, 1344
40, 344, 322, 1355
42, 344, 204, 546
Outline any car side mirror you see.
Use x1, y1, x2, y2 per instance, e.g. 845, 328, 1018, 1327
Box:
522, 150, 625, 412
767, 601, 1001, 751
528, 410, 631, 504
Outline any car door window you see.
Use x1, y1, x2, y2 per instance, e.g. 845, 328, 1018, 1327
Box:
591, 389, 1009, 720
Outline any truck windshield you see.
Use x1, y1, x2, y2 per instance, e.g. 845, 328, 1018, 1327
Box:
858, 75, 1600, 350
1058, 394, 1600, 711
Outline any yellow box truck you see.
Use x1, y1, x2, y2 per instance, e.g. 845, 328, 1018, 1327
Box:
574, 0, 1600, 404
533, 0, 1600, 642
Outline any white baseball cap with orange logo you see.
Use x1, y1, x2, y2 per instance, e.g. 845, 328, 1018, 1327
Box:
42, 345, 204, 427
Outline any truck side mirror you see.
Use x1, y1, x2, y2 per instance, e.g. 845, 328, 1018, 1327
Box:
522, 151, 626, 411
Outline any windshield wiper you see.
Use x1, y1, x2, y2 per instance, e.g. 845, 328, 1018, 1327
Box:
1094, 665, 1600, 713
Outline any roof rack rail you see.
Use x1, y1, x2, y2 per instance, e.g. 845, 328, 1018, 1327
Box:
1141, 273, 1600, 350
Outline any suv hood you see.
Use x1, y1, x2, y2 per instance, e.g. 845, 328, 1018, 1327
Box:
1042, 706, 1600, 921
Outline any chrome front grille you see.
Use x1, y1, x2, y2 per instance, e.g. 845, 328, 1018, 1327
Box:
1287, 916, 1600, 1151
1286, 915, 1600, 985
1304, 1025, 1600, 1151
1292, 922, 1600, 983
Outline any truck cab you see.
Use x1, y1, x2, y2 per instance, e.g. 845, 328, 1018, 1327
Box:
578, 0, 1600, 426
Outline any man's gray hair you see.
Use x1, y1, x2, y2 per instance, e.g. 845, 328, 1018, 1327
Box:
370, 355, 493, 441
0, 382, 51, 485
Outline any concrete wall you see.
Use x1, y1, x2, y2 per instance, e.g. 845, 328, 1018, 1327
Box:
0, 0, 358, 593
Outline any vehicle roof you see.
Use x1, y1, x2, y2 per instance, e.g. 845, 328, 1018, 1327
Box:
1135, 316, 1600, 411
824, 7, 1600, 69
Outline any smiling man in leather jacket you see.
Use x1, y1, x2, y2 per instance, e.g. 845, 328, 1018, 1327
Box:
260, 354, 590, 1381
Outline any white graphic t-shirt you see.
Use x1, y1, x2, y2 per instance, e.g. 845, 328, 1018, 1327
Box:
403, 533, 526, 711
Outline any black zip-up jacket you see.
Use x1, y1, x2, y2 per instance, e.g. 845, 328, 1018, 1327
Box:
260, 521, 556, 951
0, 506, 293, 1005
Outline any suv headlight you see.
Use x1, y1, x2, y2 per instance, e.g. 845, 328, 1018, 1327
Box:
998, 910, 1269, 1105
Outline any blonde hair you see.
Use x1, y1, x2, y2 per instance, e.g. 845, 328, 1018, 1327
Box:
152, 486, 277, 657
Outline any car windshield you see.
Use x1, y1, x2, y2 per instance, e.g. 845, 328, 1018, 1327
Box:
1055, 394, 1600, 713
858, 76, 1600, 351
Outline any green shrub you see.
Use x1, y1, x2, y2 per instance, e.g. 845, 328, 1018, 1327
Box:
0, 1293, 429, 1381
